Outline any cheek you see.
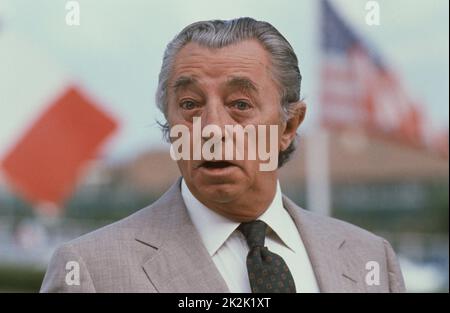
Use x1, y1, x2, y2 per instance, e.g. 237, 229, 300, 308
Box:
176, 159, 186, 171
176, 159, 192, 178
167, 98, 187, 123
256, 103, 283, 129
167, 107, 181, 125
257, 84, 282, 119
241, 159, 260, 177
278, 124, 286, 146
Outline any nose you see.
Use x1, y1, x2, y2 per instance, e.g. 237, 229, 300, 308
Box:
201, 98, 228, 142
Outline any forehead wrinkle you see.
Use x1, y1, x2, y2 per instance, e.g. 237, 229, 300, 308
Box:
174, 52, 268, 73
177, 47, 267, 63
171, 43, 275, 95
172, 63, 268, 90
174, 39, 273, 73
175, 60, 265, 75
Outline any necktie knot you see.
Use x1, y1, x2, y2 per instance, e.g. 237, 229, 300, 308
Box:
238, 220, 267, 249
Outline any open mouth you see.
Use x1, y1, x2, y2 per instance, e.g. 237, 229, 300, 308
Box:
200, 161, 236, 169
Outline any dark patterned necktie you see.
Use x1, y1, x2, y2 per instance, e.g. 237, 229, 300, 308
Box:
238, 220, 296, 293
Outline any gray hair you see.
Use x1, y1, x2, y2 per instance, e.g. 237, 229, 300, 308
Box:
156, 17, 302, 167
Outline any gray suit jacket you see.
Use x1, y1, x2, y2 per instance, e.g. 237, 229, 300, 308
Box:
40, 178, 405, 293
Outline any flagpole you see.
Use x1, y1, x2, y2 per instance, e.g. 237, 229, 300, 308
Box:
305, 129, 331, 216
305, 0, 332, 216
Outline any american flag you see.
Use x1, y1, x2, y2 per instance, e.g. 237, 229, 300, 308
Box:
320, 0, 427, 149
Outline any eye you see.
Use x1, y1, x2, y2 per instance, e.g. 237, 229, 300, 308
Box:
179, 100, 198, 110
232, 100, 251, 111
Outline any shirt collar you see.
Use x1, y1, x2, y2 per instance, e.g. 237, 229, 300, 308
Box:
257, 181, 298, 253
181, 179, 298, 256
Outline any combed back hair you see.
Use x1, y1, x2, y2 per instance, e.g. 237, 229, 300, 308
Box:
156, 17, 302, 167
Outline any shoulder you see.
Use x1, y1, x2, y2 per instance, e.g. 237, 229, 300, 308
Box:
50, 179, 183, 260
307, 208, 381, 241
283, 196, 406, 292
283, 195, 387, 249
40, 204, 157, 292
61, 204, 152, 252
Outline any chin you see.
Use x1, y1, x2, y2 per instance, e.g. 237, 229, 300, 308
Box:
200, 181, 244, 203
182, 163, 251, 202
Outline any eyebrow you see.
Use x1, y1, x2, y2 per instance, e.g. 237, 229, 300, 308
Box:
171, 76, 199, 93
225, 76, 258, 94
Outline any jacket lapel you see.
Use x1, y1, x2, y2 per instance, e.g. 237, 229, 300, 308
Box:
135, 178, 229, 293
282, 196, 367, 292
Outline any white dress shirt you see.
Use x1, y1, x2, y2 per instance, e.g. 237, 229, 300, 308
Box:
181, 179, 320, 293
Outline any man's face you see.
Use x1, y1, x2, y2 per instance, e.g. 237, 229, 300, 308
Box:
166, 39, 302, 220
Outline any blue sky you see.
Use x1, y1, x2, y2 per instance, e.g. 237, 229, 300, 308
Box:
0, 0, 448, 162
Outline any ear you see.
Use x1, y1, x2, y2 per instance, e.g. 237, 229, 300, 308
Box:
280, 101, 306, 151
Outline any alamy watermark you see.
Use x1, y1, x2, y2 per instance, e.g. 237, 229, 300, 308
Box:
365, 261, 381, 286
65, 261, 80, 286
65, 1, 80, 26
169, 117, 279, 171
365, 1, 380, 26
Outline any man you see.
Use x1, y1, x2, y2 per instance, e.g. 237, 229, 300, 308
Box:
41, 17, 405, 293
